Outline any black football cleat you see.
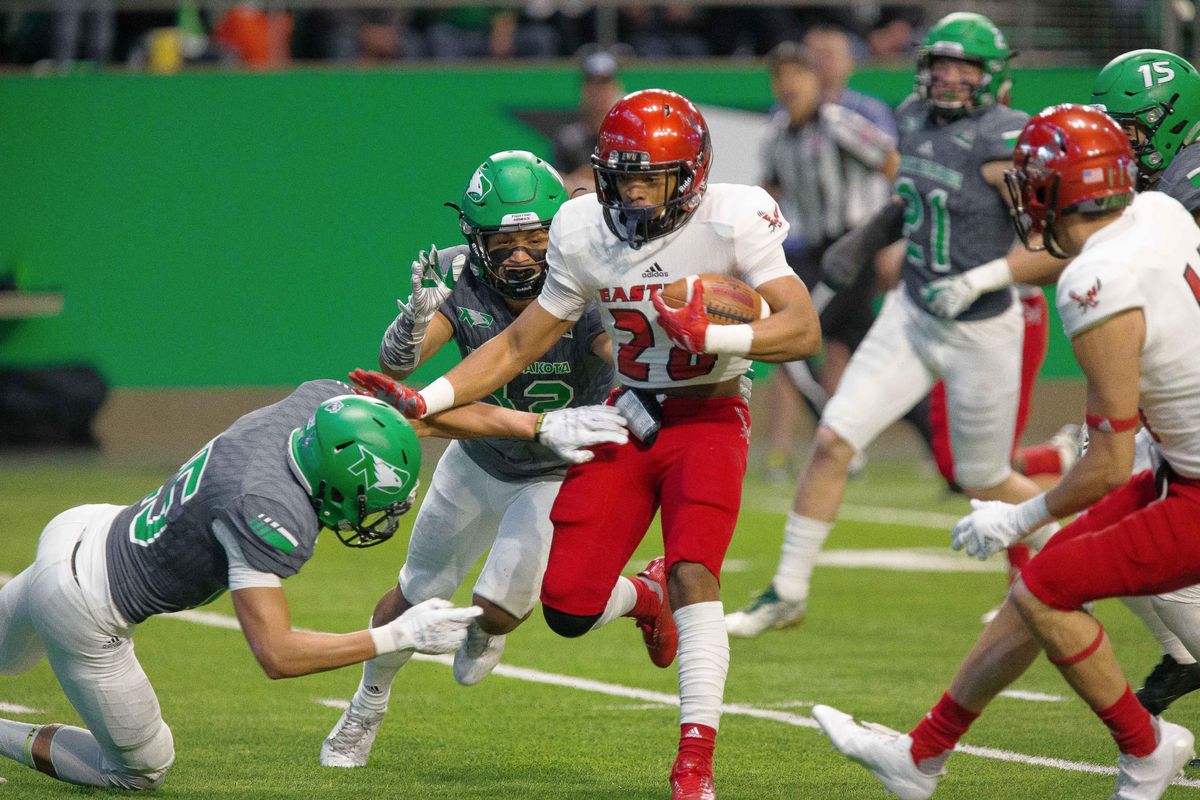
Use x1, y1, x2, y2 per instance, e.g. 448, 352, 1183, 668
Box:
1136, 655, 1200, 715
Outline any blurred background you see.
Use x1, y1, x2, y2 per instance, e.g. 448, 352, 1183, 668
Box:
0, 0, 1177, 463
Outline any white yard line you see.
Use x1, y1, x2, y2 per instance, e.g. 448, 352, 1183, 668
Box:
0, 702, 42, 714
999, 690, 1068, 703
748, 497, 964, 530
816, 548, 1004, 573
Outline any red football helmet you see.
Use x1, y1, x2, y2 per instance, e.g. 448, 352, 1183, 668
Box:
1005, 103, 1136, 258
591, 88, 713, 249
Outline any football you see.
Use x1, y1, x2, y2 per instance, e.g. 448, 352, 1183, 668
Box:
660, 273, 765, 325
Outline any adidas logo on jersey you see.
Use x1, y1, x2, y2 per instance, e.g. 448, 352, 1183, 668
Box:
918, 140, 935, 157
101, 636, 124, 650
642, 262, 669, 279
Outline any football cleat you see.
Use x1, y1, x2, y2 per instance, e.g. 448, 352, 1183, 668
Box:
635, 557, 678, 668
320, 705, 385, 768
724, 585, 805, 638
453, 622, 506, 686
670, 753, 717, 800
1111, 717, 1194, 800
1136, 655, 1200, 715
813, 704, 941, 800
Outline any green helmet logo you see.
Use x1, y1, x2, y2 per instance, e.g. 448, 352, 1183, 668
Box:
289, 395, 421, 548
453, 150, 567, 301
916, 12, 1014, 116
1091, 49, 1200, 186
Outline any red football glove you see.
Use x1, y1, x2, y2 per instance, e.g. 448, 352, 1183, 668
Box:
651, 280, 709, 354
348, 368, 427, 419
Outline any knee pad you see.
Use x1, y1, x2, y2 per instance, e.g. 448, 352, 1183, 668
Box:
543, 606, 601, 638
112, 722, 175, 790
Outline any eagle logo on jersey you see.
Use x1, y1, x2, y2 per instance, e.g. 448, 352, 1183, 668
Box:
349, 447, 412, 496
458, 307, 495, 328
1069, 278, 1103, 311
466, 168, 493, 202
758, 206, 783, 232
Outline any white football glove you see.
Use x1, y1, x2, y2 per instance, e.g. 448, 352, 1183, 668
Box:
371, 598, 483, 656
537, 405, 629, 464
385, 246, 468, 373
950, 499, 1024, 561
921, 258, 1012, 319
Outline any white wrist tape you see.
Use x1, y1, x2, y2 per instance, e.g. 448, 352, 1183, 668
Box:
974, 258, 1013, 292
370, 623, 409, 656
1013, 494, 1052, 534
418, 376, 455, 418
703, 323, 754, 356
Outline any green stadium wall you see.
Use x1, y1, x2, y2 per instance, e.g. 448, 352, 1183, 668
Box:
0, 65, 1098, 388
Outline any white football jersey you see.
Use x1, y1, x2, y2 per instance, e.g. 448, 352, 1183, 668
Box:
538, 183, 798, 389
1056, 191, 1200, 478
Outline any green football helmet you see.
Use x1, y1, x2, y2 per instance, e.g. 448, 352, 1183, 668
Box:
453, 150, 567, 301
916, 12, 1013, 116
1091, 49, 1200, 188
289, 395, 421, 548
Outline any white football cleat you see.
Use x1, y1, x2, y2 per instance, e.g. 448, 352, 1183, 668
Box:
725, 585, 805, 638
320, 705, 385, 768
453, 622, 506, 686
813, 704, 941, 800
1111, 717, 1194, 800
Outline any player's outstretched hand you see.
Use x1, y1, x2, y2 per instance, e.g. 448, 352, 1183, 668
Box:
950, 499, 1023, 561
375, 598, 484, 656
537, 405, 629, 463
409, 245, 465, 323
652, 281, 709, 353
348, 368, 427, 419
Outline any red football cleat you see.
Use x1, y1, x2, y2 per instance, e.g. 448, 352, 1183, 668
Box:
634, 557, 677, 668
670, 753, 717, 800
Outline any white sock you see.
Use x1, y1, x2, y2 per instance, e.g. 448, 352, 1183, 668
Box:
591, 576, 641, 631
353, 616, 415, 713
772, 513, 833, 604
0, 720, 110, 788
1151, 596, 1200, 664
1122, 596, 1196, 664
675, 601, 729, 730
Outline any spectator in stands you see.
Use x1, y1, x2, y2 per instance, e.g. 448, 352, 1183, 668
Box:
866, 12, 918, 62
620, 4, 709, 58
425, 7, 557, 61
50, 0, 114, 66
552, 46, 625, 195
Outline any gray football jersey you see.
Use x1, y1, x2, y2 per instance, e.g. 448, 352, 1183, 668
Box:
895, 96, 1029, 320
436, 245, 614, 481
106, 380, 348, 624
1156, 145, 1200, 214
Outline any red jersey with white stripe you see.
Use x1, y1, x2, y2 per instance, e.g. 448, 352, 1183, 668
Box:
1056, 192, 1200, 478
537, 184, 797, 390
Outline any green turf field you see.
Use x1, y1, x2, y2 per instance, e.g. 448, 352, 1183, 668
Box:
1, 458, 1198, 799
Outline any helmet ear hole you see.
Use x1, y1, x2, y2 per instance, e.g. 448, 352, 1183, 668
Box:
330, 487, 345, 503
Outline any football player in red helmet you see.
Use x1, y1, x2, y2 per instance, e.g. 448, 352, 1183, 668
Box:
590, 89, 713, 248
816, 104, 1200, 800
394, 87, 821, 800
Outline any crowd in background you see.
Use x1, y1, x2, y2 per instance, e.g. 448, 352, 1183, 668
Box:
0, 4, 923, 69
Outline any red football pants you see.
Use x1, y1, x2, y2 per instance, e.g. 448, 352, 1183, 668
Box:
541, 396, 750, 616
930, 292, 1049, 483
1022, 469, 1200, 610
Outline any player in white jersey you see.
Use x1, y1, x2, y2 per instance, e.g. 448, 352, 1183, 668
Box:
390, 89, 821, 800
814, 103, 1200, 800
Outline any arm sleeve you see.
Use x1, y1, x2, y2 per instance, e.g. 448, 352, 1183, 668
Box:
220, 493, 318, 579
379, 305, 420, 371
1056, 259, 1145, 339
536, 215, 590, 322
212, 518, 282, 590
820, 200, 904, 290
731, 186, 798, 288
